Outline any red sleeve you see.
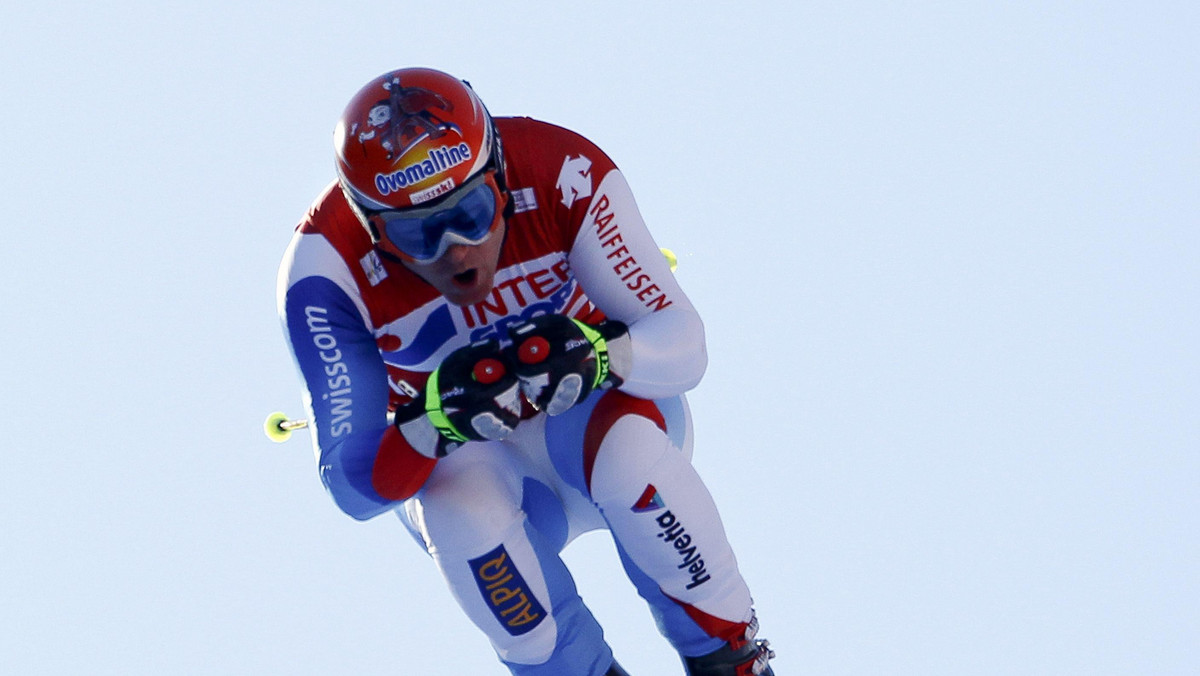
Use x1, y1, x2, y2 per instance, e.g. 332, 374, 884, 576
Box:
371, 426, 438, 501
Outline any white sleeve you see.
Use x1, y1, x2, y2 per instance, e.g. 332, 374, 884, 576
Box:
568, 169, 707, 398
276, 230, 373, 328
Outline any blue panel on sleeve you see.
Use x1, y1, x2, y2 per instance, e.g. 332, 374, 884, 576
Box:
283, 276, 396, 520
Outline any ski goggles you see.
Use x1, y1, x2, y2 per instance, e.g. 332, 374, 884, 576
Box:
365, 170, 506, 263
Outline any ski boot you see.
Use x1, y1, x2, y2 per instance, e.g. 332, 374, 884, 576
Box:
682, 616, 776, 676
605, 660, 632, 676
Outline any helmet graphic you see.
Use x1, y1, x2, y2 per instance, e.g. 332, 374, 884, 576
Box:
334, 68, 508, 259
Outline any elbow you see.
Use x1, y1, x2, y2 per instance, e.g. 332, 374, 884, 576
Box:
328, 487, 388, 521
316, 426, 435, 520
686, 340, 708, 390
674, 335, 707, 392
318, 445, 397, 522
678, 310, 707, 389
624, 308, 708, 397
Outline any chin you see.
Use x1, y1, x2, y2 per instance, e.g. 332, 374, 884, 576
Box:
445, 290, 487, 306
443, 279, 493, 306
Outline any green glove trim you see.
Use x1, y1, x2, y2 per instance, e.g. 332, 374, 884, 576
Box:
424, 366, 468, 443
571, 319, 610, 389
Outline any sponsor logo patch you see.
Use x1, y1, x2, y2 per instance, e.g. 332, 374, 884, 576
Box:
468, 544, 546, 635
655, 510, 712, 590
632, 486, 711, 588
556, 154, 592, 208
303, 306, 353, 438
511, 187, 538, 213
359, 250, 387, 286
411, 177, 456, 205
375, 143, 473, 195
632, 484, 665, 513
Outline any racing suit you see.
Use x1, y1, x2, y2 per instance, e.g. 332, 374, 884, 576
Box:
278, 117, 759, 675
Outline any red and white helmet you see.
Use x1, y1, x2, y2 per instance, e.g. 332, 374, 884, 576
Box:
334, 68, 507, 255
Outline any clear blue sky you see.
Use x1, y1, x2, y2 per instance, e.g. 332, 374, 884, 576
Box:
2, 2, 1197, 674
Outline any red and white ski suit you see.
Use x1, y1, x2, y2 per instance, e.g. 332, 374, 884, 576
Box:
278, 117, 757, 675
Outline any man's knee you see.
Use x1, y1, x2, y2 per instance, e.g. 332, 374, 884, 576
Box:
417, 447, 522, 547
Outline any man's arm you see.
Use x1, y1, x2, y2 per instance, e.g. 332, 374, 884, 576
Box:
567, 167, 707, 398
278, 234, 435, 520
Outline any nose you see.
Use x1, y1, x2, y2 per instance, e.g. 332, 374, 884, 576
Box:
441, 243, 472, 267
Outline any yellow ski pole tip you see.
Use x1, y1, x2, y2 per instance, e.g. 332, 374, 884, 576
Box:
660, 247, 678, 272
264, 411, 293, 442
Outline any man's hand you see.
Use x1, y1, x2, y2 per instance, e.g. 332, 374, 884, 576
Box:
394, 340, 522, 457
507, 315, 629, 416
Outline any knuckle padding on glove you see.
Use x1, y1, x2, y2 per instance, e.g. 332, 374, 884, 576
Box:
508, 315, 614, 415
422, 340, 522, 445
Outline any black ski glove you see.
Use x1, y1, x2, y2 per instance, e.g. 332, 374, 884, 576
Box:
507, 315, 630, 416
394, 339, 522, 457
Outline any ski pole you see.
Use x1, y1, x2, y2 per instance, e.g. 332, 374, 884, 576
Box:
263, 412, 309, 442
661, 247, 677, 272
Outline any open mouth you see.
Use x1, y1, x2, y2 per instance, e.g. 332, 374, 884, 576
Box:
452, 269, 478, 287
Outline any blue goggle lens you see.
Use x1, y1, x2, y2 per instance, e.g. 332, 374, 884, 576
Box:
368, 173, 499, 262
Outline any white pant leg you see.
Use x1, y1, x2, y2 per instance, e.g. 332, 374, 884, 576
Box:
405, 441, 561, 665
587, 401, 755, 631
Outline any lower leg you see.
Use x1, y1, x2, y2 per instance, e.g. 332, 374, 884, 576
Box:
582, 398, 776, 674
411, 446, 615, 675
681, 612, 776, 676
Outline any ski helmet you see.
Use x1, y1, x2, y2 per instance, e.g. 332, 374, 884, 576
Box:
333, 68, 507, 258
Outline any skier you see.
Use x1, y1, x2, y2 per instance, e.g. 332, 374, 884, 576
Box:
277, 67, 776, 676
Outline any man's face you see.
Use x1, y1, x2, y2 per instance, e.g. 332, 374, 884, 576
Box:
400, 220, 506, 306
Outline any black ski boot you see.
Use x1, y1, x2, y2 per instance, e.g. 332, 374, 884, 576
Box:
605, 659, 632, 676
682, 616, 776, 676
